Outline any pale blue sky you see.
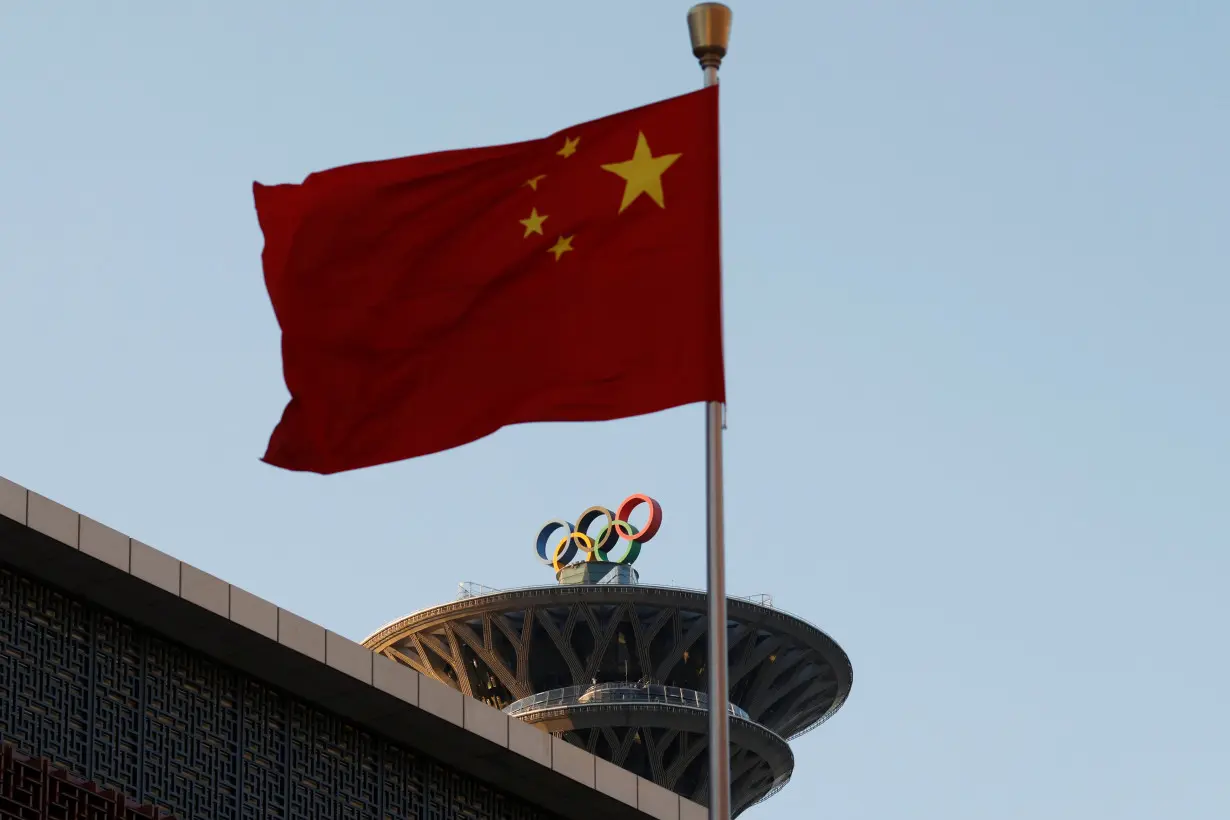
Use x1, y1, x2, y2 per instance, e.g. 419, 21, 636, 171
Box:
2, 2, 1227, 818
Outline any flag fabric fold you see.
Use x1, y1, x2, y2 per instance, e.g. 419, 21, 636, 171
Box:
255, 86, 723, 474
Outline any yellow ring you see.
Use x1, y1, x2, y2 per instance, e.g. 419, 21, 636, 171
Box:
553, 532, 594, 572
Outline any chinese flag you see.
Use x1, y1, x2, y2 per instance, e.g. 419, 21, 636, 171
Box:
255, 87, 722, 474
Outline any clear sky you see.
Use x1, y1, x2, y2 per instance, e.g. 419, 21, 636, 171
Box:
2, 2, 1227, 818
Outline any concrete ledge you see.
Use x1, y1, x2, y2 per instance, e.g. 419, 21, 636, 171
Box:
373, 654, 419, 706
637, 778, 680, 820
0, 476, 657, 820
509, 716, 551, 767
597, 758, 638, 807
0, 478, 26, 525
130, 540, 178, 595
327, 631, 373, 684
680, 799, 706, 820
463, 698, 509, 748
279, 609, 326, 662
419, 675, 463, 726
182, 564, 228, 618
80, 517, 129, 571
28, 493, 77, 548
230, 586, 278, 640
553, 736, 596, 788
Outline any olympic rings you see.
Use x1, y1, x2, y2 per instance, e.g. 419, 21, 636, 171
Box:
535, 494, 663, 572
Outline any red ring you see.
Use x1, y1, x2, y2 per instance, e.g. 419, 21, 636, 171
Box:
614, 494, 662, 543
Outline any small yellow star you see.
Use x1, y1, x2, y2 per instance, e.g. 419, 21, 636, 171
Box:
601, 131, 682, 213
524, 174, 547, 190
547, 235, 574, 260
557, 136, 580, 158
519, 207, 549, 237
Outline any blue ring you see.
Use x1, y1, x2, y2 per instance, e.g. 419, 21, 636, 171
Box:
536, 519, 575, 565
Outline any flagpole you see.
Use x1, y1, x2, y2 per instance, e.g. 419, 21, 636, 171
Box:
687, 4, 733, 819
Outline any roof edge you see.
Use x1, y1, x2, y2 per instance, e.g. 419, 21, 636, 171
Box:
0, 475, 703, 820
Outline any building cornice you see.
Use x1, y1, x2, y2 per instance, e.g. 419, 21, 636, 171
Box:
0, 475, 703, 820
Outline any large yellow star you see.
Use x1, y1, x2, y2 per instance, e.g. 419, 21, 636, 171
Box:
557, 137, 580, 158
547, 235, 574, 260
601, 132, 682, 213
519, 207, 548, 237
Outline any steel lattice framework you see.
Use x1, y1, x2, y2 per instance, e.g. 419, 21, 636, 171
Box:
364, 583, 852, 816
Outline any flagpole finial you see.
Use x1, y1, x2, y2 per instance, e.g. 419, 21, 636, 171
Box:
687, 3, 732, 71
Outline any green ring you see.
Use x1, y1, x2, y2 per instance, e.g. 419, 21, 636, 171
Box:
594, 521, 642, 565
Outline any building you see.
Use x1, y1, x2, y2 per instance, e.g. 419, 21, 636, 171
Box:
0, 476, 707, 820
363, 495, 852, 817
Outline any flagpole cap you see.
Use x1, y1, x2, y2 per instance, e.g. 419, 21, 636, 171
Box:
687, 3, 732, 70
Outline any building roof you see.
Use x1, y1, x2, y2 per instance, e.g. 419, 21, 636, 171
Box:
0, 475, 705, 820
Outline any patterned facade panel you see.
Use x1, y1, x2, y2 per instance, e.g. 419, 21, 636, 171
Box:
1, 574, 92, 775
240, 680, 289, 820
140, 638, 240, 819
380, 744, 425, 820
288, 702, 379, 820
92, 613, 143, 799
424, 763, 538, 820
0, 566, 562, 820
0, 744, 167, 820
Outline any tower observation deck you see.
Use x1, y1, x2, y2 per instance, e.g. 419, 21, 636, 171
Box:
362, 495, 852, 816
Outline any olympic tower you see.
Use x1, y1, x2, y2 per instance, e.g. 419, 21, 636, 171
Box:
362, 495, 851, 816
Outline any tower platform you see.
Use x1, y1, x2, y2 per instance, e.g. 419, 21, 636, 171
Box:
364, 509, 851, 817
364, 495, 852, 815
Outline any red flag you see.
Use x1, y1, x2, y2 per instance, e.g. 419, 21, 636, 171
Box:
256, 87, 723, 473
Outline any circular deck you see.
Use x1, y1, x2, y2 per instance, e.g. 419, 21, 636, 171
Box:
363, 583, 851, 814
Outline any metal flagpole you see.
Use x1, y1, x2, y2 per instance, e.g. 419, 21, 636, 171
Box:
687, 4, 733, 819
